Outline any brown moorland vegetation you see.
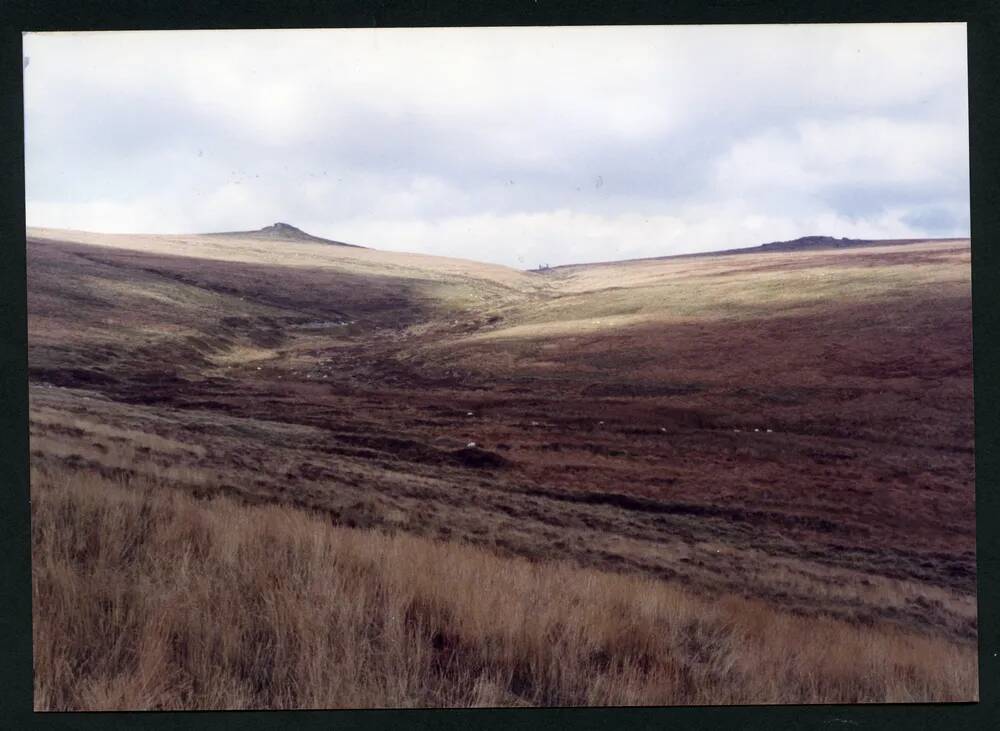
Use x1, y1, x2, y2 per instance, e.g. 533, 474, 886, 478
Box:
27, 227, 976, 707
32, 463, 976, 710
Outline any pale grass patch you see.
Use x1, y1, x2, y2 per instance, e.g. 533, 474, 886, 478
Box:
88, 278, 199, 307
30, 408, 207, 458
28, 434, 213, 487
207, 345, 276, 366
461, 240, 971, 345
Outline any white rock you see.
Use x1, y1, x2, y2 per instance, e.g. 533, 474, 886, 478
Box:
467, 442, 477, 448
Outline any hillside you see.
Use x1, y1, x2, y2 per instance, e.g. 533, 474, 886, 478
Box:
32, 460, 975, 709
717, 234, 969, 256
545, 235, 966, 274
27, 226, 976, 707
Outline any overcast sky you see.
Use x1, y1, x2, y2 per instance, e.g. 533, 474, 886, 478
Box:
23, 24, 969, 268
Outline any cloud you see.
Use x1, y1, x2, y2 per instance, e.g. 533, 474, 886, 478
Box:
23, 24, 969, 267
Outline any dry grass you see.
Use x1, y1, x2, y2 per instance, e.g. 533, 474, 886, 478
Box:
30, 408, 207, 458
32, 463, 977, 710
470, 242, 972, 342
27, 232, 977, 709
26, 386, 978, 646
26, 227, 542, 292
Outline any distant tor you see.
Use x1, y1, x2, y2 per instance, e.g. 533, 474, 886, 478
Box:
209, 222, 364, 248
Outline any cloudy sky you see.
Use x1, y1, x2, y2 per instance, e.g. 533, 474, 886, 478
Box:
23, 24, 969, 268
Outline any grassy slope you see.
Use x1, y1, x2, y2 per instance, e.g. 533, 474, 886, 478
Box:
26, 227, 543, 292
32, 463, 975, 710
26, 229, 977, 707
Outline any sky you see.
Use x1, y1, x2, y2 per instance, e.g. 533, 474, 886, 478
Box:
23, 24, 969, 269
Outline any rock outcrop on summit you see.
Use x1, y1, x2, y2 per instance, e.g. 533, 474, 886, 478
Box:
210, 222, 364, 248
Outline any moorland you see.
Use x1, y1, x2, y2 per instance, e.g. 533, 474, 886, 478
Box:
27, 224, 976, 708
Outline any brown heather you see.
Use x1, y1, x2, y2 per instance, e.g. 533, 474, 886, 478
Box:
32, 464, 977, 710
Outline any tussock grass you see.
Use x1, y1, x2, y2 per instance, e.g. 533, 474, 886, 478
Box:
32, 465, 977, 710
30, 409, 207, 458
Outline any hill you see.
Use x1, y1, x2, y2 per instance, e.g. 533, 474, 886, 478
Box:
26, 226, 975, 706
544, 235, 968, 273
717, 234, 968, 256
208, 221, 364, 248
25, 225, 541, 295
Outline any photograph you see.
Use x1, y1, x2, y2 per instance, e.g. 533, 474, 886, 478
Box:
23, 23, 976, 710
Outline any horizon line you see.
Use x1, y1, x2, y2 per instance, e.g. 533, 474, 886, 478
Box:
24, 223, 971, 272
